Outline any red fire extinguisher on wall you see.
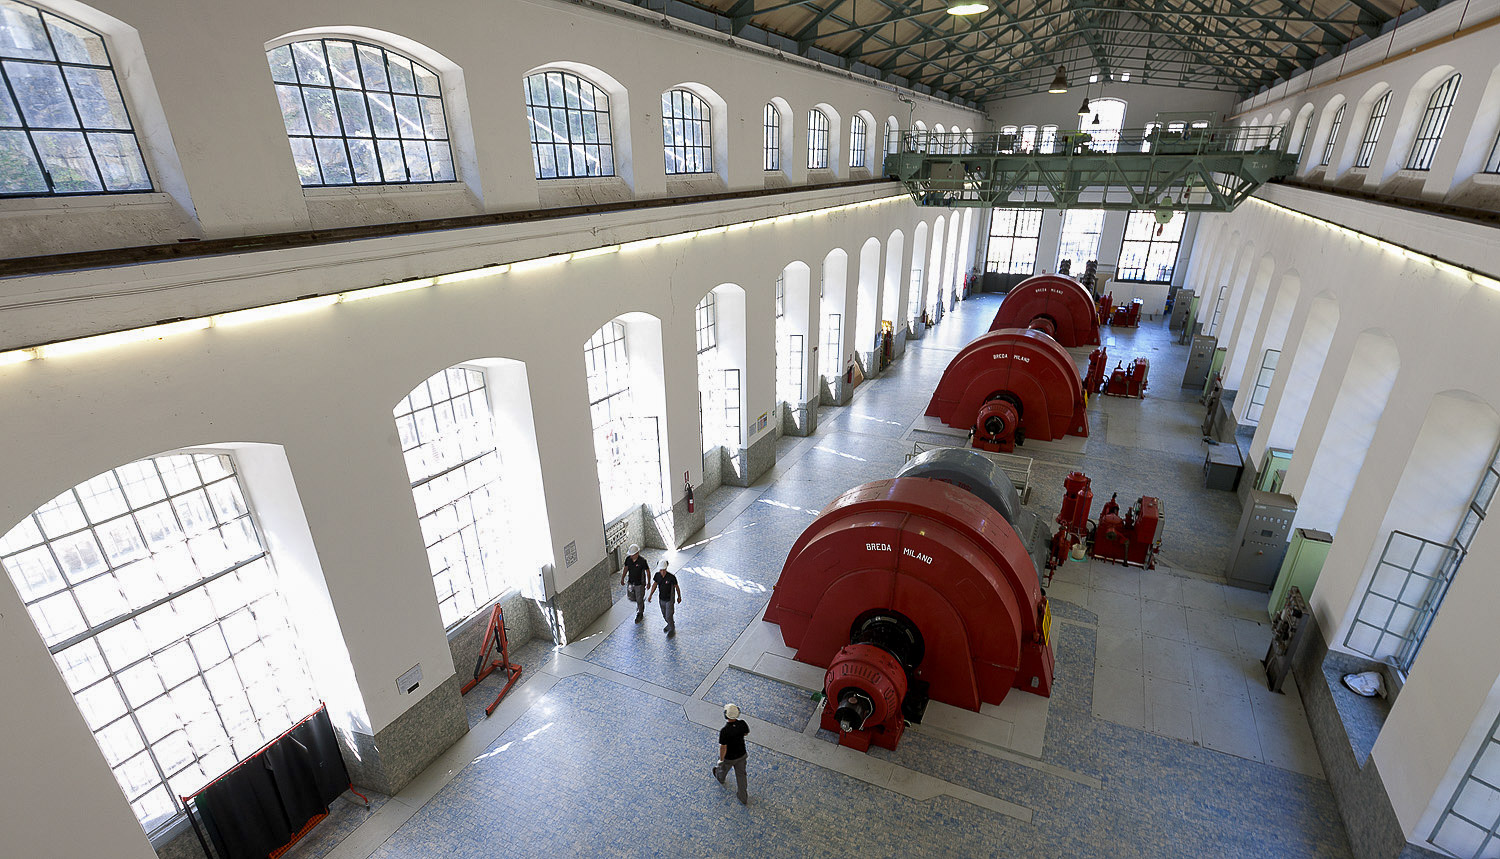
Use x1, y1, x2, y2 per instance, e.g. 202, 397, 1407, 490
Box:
685, 471, 694, 514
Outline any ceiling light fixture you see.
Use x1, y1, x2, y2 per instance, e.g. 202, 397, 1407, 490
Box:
1048, 66, 1069, 93
1077, 96, 1090, 118
945, 0, 990, 15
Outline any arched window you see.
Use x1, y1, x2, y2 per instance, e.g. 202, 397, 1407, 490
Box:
762, 103, 779, 171
661, 88, 711, 175
0, 0, 151, 196
1040, 125, 1057, 154
1087, 98, 1126, 152
267, 38, 454, 186
884, 117, 899, 156
1319, 104, 1345, 166
807, 108, 829, 169
1020, 125, 1037, 152
1, 454, 318, 834
1406, 73, 1461, 171
848, 114, 867, 168
585, 320, 664, 519
523, 70, 613, 179
1354, 91, 1390, 169
1485, 131, 1500, 174
394, 367, 515, 627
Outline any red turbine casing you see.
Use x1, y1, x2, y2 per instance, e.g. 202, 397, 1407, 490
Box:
764, 477, 1054, 711
925, 328, 1090, 446
989, 274, 1101, 347
973, 398, 1022, 453
821, 643, 908, 752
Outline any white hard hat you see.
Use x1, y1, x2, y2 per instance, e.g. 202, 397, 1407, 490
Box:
724, 704, 740, 720
658, 559, 669, 570
627, 543, 640, 556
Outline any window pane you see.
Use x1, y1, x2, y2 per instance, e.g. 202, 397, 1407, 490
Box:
0, 2, 53, 61
62, 67, 131, 130
89, 131, 149, 190
271, 39, 451, 187
0, 128, 47, 193
45, 13, 108, 65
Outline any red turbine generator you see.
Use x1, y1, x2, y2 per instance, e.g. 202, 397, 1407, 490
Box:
1102, 358, 1149, 398
988, 274, 1101, 347
763, 451, 1053, 753
925, 329, 1089, 453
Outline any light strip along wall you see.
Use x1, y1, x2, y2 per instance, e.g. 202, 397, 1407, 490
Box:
1246, 197, 1500, 292
0, 195, 908, 365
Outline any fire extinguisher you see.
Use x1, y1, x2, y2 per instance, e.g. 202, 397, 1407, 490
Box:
684, 471, 694, 513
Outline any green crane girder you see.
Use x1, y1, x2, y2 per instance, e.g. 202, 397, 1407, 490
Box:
885, 125, 1299, 212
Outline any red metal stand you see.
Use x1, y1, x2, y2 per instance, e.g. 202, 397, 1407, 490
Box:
460, 605, 524, 718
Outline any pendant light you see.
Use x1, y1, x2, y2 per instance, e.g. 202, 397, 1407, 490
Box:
1076, 95, 1090, 118
946, 0, 990, 15
1048, 66, 1069, 94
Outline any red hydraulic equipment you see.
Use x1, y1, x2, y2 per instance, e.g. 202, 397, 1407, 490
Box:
1096, 293, 1114, 327
1090, 492, 1164, 569
1084, 347, 1109, 395
925, 328, 1089, 453
1102, 357, 1150, 398
1047, 471, 1094, 576
988, 274, 1101, 347
460, 604, 524, 718
1110, 298, 1144, 328
764, 477, 1054, 753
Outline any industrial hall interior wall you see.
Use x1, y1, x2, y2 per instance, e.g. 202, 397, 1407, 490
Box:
0, 0, 985, 855
1, 0, 1499, 856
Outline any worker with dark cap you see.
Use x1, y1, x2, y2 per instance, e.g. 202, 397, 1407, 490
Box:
647, 557, 681, 637
713, 703, 750, 805
620, 543, 649, 623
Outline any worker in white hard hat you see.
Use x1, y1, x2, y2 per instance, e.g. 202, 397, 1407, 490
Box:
620, 543, 649, 623
647, 558, 681, 638
713, 703, 750, 805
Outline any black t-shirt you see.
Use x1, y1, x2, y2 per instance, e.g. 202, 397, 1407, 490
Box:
719, 720, 749, 759
623, 554, 650, 586
653, 571, 679, 600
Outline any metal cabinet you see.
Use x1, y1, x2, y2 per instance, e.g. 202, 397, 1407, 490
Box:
1267, 528, 1332, 618
1227, 490, 1297, 590
1182, 334, 1218, 389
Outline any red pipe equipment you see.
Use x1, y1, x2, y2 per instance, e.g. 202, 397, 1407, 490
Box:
1047, 471, 1094, 576
1109, 298, 1143, 328
1102, 357, 1149, 398
988, 274, 1102, 347
925, 328, 1089, 453
764, 477, 1055, 753
1089, 492, 1163, 569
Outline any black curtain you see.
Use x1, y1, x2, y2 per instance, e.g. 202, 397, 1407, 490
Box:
191, 708, 350, 859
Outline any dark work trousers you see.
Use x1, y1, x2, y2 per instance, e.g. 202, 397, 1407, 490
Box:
714, 755, 748, 804
659, 597, 676, 633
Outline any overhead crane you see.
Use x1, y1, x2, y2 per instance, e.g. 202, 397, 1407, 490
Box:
883, 113, 1298, 212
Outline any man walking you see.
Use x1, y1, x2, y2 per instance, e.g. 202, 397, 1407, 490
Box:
647, 558, 681, 637
713, 703, 750, 805
620, 543, 649, 623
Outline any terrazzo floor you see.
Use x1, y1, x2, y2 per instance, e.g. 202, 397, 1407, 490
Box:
294, 291, 1351, 859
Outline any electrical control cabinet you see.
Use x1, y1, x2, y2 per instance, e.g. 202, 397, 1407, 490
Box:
1182, 334, 1218, 389
1227, 490, 1297, 590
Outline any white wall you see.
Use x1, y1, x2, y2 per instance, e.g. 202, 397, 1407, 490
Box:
1183, 179, 1500, 845
2, 0, 985, 258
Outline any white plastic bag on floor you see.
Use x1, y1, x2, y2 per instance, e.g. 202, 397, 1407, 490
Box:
1342, 671, 1387, 698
